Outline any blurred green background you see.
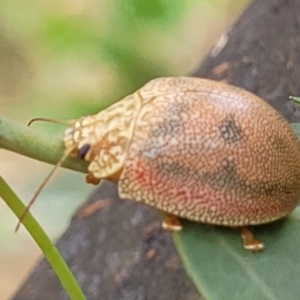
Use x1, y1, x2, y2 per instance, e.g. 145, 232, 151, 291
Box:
0, 0, 248, 298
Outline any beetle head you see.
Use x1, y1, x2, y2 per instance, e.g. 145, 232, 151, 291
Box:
64, 93, 142, 183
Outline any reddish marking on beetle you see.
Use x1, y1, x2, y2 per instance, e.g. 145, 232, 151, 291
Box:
131, 160, 147, 184
76, 199, 111, 218
176, 190, 189, 198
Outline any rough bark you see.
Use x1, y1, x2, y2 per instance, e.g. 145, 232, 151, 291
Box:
12, 0, 300, 299
194, 0, 300, 122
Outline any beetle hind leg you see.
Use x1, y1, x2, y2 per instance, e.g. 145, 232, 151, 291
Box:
241, 227, 264, 252
162, 214, 183, 231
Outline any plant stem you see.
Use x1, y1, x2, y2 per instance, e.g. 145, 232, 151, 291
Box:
0, 115, 87, 173
0, 176, 86, 300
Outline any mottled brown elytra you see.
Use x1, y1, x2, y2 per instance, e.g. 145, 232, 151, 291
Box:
26, 77, 300, 251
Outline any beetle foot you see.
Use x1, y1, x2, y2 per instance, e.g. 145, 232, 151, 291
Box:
162, 215, 182, 231
241, 227, 264, 252
85, 173, 101, 185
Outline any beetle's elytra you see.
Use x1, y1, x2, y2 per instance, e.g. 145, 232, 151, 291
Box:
64, 77, 300, 251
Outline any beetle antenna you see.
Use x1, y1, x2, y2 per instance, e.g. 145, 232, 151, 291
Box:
15, 147, 75, 232
28, 117, 75, 127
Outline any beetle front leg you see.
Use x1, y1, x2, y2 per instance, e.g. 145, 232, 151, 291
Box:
85, 173, 101, 185
162, 214, 183, 231
241, 227, 264, 252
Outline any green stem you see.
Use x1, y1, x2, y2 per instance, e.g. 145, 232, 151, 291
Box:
0, 176, 86, 300
289, 95, 300, 105
0, 115, 87, 173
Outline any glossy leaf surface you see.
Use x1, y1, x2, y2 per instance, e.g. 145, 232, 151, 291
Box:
172, 123, 300, 300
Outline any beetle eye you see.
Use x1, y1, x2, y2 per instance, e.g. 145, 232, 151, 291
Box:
78, 144, 91, 159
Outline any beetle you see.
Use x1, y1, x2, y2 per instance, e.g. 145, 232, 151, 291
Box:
27, 77, 300, 251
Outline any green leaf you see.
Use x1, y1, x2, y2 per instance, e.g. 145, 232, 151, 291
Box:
291, 123, 300, 140
173, 122, 300, 300
173, 218, 300, 300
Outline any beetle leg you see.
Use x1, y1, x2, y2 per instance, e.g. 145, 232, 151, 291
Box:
241, 227, 264, 252
85, 173, 101, 185
162, 214, 183, 231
